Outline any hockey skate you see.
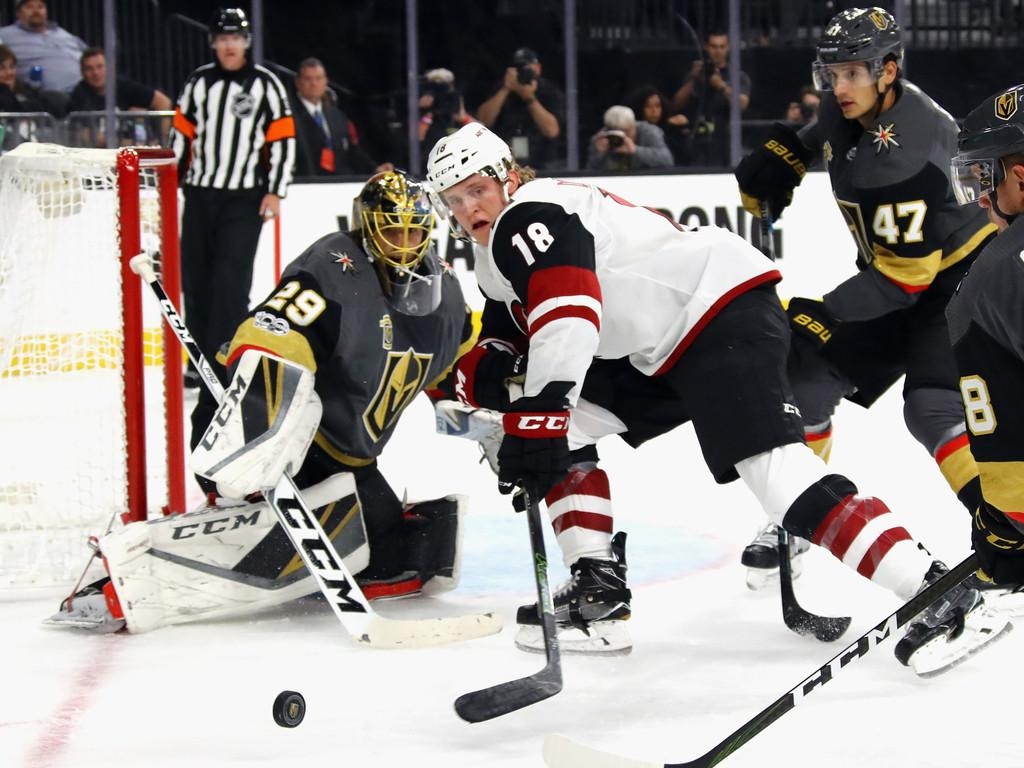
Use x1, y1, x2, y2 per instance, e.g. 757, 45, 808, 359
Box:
894, 561, 1013, 677
741, 522, 809, 590
43, 577, 125, 634
963, 571, 1024, 617
515, 531, 632, 655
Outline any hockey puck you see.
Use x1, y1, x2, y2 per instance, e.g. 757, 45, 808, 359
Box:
272, 690, 306, 728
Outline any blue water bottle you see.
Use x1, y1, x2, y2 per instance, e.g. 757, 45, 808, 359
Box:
29, 65, 43, 88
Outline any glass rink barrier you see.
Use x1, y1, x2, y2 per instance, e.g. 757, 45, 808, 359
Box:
0, 111, 173, 155
0, 113, 62, 153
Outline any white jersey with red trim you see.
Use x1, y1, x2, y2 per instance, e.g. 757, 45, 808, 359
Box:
474, 177, 781, 404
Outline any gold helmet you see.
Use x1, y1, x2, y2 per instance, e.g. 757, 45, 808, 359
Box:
354, 171, 441, 315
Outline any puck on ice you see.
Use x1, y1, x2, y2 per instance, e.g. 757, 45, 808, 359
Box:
273, 690, 306, 727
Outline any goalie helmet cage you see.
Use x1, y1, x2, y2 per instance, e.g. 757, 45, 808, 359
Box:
0, 144, 186, 589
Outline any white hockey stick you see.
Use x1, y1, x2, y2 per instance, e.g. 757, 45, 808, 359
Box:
130, 253, 501, 648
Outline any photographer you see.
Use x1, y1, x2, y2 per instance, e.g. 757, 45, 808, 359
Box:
418, 68, 473, 166
670, 30, 750, 167
586, 104, 673, 172
475, 46, 564, 169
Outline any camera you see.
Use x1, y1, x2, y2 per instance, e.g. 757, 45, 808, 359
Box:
603, 129, 625, 149
516, 64, 536, 86
421, 69, 461, 119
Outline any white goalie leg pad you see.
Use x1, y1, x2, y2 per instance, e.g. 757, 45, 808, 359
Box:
192, 349, 323, 500
434, 400, 504, 474
101, 473, 369, 633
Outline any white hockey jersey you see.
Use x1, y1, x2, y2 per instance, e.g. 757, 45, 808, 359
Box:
474, 177, 781, 404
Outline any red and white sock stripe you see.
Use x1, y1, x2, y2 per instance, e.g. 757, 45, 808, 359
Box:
545, 465, 613, 566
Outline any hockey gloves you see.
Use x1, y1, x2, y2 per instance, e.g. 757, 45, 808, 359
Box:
972, 502, 1024, 586
786, 297, 836, 350
497, 383, 572, 503
455, 343, 527, 410
734, 122, 812, 220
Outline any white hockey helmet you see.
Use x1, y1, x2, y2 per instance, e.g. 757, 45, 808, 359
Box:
425, 123, 514, 237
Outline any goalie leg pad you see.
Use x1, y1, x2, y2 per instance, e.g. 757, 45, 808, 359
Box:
402, 495, 467, 596
99, 473, 368, 633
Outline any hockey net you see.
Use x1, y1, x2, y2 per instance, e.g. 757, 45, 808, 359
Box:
0, 143, 186, 589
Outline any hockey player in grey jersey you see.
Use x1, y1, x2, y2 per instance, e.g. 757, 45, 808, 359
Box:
425, 122, 1009, 673
735, 8, 997, 614
49, 171, 478, 633
947, 83, 1024, 592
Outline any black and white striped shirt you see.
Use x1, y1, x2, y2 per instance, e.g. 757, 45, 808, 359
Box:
171, 61, 295, 197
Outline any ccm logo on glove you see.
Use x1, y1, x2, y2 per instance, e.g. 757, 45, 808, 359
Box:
764, 139, 807, 178
503, 412, 569, 437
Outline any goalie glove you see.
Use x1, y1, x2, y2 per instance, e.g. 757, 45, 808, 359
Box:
192, 349, 322, 499
734, 122, 812, 220
973, 502, 1024, 587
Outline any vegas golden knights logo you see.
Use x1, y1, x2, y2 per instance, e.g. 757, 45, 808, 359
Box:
364, 349, 433, 440
995, 90, 1018, 121
868, 10, 890, 30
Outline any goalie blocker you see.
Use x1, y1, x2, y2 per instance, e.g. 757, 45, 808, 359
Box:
48, 473, 468, 633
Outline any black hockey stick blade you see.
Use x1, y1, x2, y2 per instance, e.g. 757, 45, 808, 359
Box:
456, 490, 563, 722
778, 528, 851, 642
542, 555, 980, 768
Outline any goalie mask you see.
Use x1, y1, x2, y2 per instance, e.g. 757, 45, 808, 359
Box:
812, 7, 903, 91
951, 84, 1024, 208
425, 123, 515, 240
355, 171, 442, 316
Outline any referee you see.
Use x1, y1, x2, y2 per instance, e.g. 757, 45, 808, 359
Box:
170, 7, 296, 385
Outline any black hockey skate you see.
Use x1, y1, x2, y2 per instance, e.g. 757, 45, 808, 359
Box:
515, 531, 632, 655
894, 561, 1012, 677
741, 522, 810, 590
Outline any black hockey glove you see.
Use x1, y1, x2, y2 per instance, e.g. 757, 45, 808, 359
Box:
497, 383, 572, 503
734, 122, 812, 220
972, 502, 1024, 587
786, 297, 836, 350
455, 343, 527, 410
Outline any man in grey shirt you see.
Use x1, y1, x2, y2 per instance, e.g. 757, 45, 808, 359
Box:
0, 0, 87, 94
587, 105, 674, 171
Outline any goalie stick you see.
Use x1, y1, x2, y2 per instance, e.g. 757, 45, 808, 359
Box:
542, 554, 980, 768
454, 489, 562, 722
129, 253, 501, 649
757, 204, 852, 643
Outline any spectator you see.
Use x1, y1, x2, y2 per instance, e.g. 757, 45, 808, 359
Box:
671, 29, 751, 167
0, 0, 87, 95
67, 47, 172, 147
170, 8, 296, 387
784, 85, 821, 127
0, 42, 45, 112
475, 46, 564, 169
586, 105, 673, 172
418, 67, 473, 166
291, 57, 391, 177
627, 83, 691, 166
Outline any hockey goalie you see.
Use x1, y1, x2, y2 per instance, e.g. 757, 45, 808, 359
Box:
48, 170, 479, 634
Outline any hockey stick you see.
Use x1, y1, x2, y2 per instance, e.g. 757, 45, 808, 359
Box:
129, 253, 501, 648
777, 528, 851, 642
543, 554, 980, 768
756, 203, 852, 643
454, 488, 562, 722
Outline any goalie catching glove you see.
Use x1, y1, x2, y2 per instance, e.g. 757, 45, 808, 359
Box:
972, 502, 1024, 587
192, 349, 322, 499
497, 382, 572, 501
734, 122, 812, 220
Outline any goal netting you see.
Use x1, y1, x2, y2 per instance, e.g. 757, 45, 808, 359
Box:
0, 143, 186, 589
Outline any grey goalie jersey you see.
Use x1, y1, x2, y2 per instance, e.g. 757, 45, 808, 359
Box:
203, 230, 473, 467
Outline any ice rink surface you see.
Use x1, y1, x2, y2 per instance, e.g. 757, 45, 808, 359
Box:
3, 385, 1019, 768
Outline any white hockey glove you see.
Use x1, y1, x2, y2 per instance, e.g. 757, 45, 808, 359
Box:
192, 349, 322, 499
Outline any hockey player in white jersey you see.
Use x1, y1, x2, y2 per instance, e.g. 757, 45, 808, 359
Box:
424, 122, 1009, 673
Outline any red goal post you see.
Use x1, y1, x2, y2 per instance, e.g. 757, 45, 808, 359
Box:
0, 144, 186, 588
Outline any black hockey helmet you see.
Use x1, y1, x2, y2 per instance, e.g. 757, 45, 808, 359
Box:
354, 171, 441, 315
950, 84, 1024, 205
209, 8, 250, 44
813, 8, 903, 90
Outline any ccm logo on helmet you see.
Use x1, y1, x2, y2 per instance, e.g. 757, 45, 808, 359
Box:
503, 412, 569, 437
